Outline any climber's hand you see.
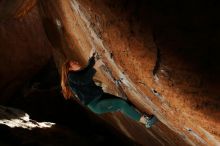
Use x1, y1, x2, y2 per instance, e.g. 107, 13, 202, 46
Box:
89, 48, 97, 58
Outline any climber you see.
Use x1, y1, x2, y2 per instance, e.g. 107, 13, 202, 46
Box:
61, 52, 157, 128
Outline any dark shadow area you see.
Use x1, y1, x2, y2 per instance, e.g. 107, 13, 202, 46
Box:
0, 124, 136, 146
1, 59, 139, 146
0, 105, 26, 120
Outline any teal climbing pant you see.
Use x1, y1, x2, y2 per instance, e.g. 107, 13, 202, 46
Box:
87, 93, 141, 121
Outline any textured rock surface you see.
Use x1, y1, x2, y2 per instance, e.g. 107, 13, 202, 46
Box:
39, 0, 220, 145
0, 105, 55, 129
0, 0, 219, 146
0, 0, 36, 20
0, 5, 52, 101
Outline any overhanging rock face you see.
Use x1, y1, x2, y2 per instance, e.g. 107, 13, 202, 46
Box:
0, 1, 52, 100
1, 0, 219, 146
0, 0, 36, 19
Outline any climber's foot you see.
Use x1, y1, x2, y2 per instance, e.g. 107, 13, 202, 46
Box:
144, 115, 157, 128
139, 115, 157, 128
140, 115, 157, 128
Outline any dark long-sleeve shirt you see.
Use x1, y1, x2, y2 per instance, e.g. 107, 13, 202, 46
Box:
67, 57, 104, 105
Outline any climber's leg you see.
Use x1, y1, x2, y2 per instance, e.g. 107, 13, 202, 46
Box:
87, 93, 142, 121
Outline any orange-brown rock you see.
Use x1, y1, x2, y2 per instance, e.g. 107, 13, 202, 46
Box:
0, 0, 219, 146
0, 5, 51, 100
0, 0, 36, 20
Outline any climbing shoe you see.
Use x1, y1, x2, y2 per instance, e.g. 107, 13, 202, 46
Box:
145, 115, 157, 128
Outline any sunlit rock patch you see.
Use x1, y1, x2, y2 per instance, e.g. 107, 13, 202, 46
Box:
0, 105, 55, 129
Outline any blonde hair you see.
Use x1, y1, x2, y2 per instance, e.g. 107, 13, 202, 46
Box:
61, 60, 74, 99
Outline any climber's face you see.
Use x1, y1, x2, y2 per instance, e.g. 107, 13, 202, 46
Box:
69, 60, 82, 71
